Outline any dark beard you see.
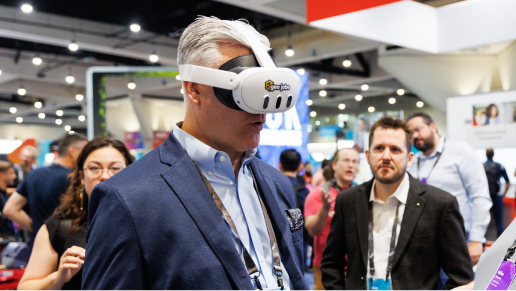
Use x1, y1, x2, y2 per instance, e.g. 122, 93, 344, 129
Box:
414, 136, 435, 152
373, 169, 405, 185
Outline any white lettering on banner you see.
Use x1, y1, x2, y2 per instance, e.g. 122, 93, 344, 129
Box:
260, 129, 303, 146
284, 107, 302, 131
266, 113, 283, 130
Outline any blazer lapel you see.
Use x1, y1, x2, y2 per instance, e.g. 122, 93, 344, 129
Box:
249, 159, 306, 290
392, 177, 426, 268
355, 181, 373, 269
159, 135, 253, 289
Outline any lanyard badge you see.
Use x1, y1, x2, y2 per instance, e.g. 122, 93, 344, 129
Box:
369, 278, 391, 290
486, 239, 516, 290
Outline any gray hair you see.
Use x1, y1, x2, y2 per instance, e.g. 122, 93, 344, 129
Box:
20, 145, 40, 158
177, 16, 271, 69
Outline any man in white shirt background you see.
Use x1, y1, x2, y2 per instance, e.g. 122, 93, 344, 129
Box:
321, 116, 473, 290
406, 112, 491, 287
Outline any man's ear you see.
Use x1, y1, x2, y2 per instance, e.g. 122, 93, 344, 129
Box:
183, 81, 201, 106
278, 162, 284, 172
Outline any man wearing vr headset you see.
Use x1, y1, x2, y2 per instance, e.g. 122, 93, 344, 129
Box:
83, 16, 308, 290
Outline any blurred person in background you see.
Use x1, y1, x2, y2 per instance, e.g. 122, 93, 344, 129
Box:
0, 161, 15, 239
406, 112, 491, 289
3, 133, 88, 247
312, 159, 331, 189
483, 148, 510, 238
279, 149, 311, 271
304, 148, 359, 290
303, 162, 313, 186
354, 115, 369, 153
17, 137, 133, 290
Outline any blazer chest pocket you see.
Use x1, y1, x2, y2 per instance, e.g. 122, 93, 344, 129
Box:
285, 208, 304, 244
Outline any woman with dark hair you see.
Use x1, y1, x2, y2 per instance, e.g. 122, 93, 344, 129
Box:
18, 137, 134, 290
485, 104, 500, 125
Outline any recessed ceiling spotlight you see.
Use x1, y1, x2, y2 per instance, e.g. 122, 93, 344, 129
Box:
65, 75, 75, 84
355, 94, 363, 101
69, 131, 75, 134
34, 101, 42, 108
18, 87, 26, 96
319, 90, 327, 97
9, 107, 16, 114
130, 23, 141, 32
296, 68, 305, 75
68, 41, 79, 52
342, 59, 352, 67
64, 125, 71, 132
78, 115, 86, 122
389, 97, 396, 104
75, 94, 84, 101
319, 78, 327, 85
339, 103, 346, 110
306, 99, 313, 106
397, 89, 405, 96
128, 81, 136, 90
175, 75, 181, 81
285, 45, 294, 57
417, 101, 424, 108
21, 4, 33, 13
310, 111, 317, 117
32, 56, 42, 66
55, 119, 62, 125
361, 84, 369, 91
38, 113, 45, 119
16, 117, 23, 123
149, 53, 159, 63
56, 110, 63, 116
315, 120, 321, 126
368, 106, 375, 112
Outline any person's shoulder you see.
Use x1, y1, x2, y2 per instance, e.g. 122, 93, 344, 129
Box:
336, 180, 369, 202
445, 138, 475, 153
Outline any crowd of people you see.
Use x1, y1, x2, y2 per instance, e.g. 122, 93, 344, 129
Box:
0, 16, 513, 290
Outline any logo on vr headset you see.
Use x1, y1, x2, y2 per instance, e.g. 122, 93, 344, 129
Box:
265, 80, 290, 92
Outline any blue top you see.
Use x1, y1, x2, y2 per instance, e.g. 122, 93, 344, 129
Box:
408, 136, 492, 243
16, 164, 71, 242
173, 124, 291, 290
483, 159, 510, 196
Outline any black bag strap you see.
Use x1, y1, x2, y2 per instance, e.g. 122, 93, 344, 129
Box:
55, 219, 72, 257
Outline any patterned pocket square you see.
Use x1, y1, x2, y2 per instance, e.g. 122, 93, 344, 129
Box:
285, 208, 304, 233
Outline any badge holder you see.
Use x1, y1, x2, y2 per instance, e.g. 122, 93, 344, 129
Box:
486, 239, 516, 290
369, 278, 391, 290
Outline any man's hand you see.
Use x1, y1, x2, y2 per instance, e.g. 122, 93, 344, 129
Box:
452, 281, 474, 290
321, 188, 335, 210
468, 241, 483, 265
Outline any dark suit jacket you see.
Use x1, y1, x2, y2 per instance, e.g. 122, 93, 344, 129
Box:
320, 175, 473, 290
82, 133, 308, 290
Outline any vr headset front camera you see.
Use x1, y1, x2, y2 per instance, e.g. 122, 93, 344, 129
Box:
179, 21, 300, 114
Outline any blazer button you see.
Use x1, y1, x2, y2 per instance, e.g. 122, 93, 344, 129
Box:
361, 277, 364, 280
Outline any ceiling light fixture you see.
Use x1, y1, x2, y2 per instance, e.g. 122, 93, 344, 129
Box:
16, 117, 23, 123
78, 115, 86, 122
339, 103, 346, 110
355, 94, 363, 101
9, 107, 16, 114
315, 120, 321, 126
368, 106, 375, 112
319, 78, 327, 85
180, 88, 184, 94
68, 41, 78, 52
343, 59, 352, 67
285, 45, 294, 57
310, 111, 317, 117
130, 23, 141, 32
319, 90, 327, 97
417, 101, 424, 108
175, 75, 181, 81
389, 97, 396, 104
75, 94, 84, 101
69, 131, 75, 134
128, 81, 136, 90
306, 99, 313, 106
296, 68, 305, 75
18, 87, 26, 96
361, 84, 369, 91
38, 113, 45, 119
21, 4, 33, 13
56, 110, 63, 116
397, 89, 405, 96
64, 125, 71, 132
65, 75, 74, 84
55, 119, 62, 125
34, 101, 42, 108
32, 56, 42, 66
149, 53, 159, 63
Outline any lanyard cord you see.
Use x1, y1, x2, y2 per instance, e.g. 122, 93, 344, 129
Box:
504, 239, 516, 262
191, 160, 284, 290
368, 201, 400, 280
417, 138, 446, 181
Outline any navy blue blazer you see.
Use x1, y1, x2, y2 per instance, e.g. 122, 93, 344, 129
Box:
82, 133, 308, 290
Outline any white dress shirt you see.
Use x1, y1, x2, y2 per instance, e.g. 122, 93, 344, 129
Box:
367, 173, 410, 285
407, 136, 492, 243
172, 124, 291, 290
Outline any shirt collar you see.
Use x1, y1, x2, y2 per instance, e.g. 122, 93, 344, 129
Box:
369, 172, 410, 205
172, 123, 257, 176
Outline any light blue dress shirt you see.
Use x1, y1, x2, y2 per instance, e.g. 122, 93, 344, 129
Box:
173, 124, 291, 290
407, 136, 492, 243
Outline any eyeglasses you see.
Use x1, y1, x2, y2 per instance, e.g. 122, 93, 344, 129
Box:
83, 166, 123, 177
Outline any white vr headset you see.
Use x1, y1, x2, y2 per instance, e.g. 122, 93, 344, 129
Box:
178, 21, 300, 114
